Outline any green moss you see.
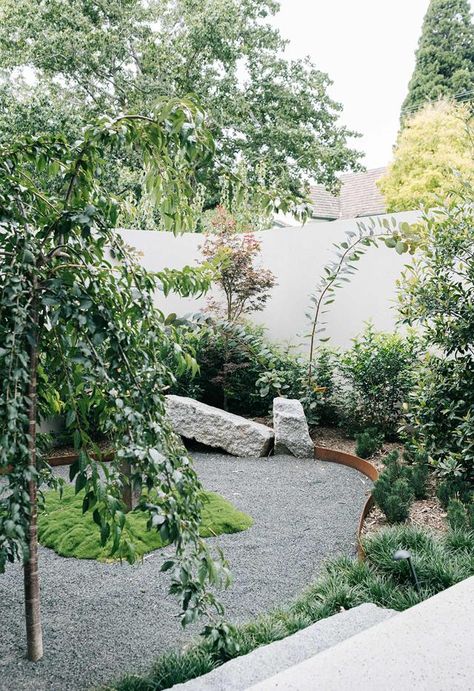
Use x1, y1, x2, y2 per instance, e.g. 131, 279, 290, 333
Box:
38, 487, 253, 561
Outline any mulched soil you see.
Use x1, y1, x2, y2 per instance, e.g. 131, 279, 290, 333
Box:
47, 439, 112, 459
311, 426, 448, 537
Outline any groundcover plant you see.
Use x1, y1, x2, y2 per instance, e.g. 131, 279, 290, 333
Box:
38, 487, 252, 561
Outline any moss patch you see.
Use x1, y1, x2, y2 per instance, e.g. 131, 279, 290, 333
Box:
38, 487, 253, 561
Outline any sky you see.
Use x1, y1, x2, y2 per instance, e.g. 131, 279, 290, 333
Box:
271, 0, 472, 169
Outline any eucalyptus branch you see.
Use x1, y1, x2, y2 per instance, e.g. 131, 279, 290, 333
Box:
307, 234, 369, 382
306, 215, 425, 382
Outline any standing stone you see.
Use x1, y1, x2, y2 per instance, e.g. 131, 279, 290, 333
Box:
165, 395, 274, 457
273, 398, 314, 458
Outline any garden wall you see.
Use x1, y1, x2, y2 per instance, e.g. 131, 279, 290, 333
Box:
120, 210, 420, 350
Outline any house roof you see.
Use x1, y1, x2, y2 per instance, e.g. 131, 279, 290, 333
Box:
310, 167, 387, 220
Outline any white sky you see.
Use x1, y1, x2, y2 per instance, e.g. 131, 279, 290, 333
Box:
272, 0, 473, 169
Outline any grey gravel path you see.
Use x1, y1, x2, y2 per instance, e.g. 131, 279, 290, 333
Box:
0, 453, 371, 691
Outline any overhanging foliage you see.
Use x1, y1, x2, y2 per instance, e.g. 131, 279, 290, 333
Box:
0, 99, 235, 660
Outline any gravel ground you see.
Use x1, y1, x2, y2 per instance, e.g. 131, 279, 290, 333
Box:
0, 453, 371, 691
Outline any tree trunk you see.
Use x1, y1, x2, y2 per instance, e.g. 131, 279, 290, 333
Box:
24, 303, 43, 662
119, 460, 140, 512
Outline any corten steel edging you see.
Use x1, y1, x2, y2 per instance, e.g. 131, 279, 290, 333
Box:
314, 444, 379, 560
1, 451, 114, 475
47, 451, 114, 467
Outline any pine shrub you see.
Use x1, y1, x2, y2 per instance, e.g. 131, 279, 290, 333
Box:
448, 499, 472, 530
372, 452, 414, 523
407, 464, 429, 500
355, 428, 384, 459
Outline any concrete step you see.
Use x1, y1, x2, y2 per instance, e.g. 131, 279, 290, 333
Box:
172, 603, 396, 690
248, 577, 474, 691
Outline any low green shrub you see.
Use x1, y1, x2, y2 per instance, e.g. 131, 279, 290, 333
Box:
170, 321, 277, 416
171, 319, 340, 423
402, 447, 430, 500
257, 346, 340, 426
339, 324, 420, 438
112, 524, 473, 690
355, 428, 384, 459
436, 477, 472, 509
372, 452, 414, 523
407, 463, 430, 500
303, 347, 340, 426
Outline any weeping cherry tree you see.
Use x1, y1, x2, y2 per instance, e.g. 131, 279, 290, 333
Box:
0, 99, 235, 662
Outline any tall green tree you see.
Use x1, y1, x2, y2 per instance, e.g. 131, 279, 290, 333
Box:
379, 100, 473, 211
0, 0, 362, 210
401, 0, 474, 119
0, 100, 233, 661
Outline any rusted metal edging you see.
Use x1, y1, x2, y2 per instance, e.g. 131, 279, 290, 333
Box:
314, 445, 378, 560
47, 451, 114, 467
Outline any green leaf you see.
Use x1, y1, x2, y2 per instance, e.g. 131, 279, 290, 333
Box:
75, 472, 87, 494
65, 409, 76, 427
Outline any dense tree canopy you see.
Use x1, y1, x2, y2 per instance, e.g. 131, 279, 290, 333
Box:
401, 0, 474, 119
378, 100, 473, 212
0, 0, 362, 213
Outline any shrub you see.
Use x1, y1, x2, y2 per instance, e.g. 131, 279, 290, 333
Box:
304, 348, 340, 426
406, 358, 474, 505
399, 192, 474, 504
403, 447, 430, 500
170, 321, 274, 416
257, 346, 340, 425
173, 319, 341, 423
339, 324, 420, 438
355, 428, 384, 459
407, 464, 429, 501
435, 479, 471, 510
200, 206, 276, 322
372, 452, 414, 523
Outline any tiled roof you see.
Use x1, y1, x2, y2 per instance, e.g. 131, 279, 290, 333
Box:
310, 167, 387, 220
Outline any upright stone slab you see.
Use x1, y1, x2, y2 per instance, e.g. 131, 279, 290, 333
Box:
165, 395, 274, 457
273, 397, 314, 458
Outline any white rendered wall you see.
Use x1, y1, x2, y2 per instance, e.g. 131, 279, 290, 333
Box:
120, 210, 420, 351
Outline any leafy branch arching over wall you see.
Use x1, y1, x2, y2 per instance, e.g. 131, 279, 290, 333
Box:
306, 216, 423, 382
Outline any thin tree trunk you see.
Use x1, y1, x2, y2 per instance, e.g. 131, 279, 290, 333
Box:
119, 460, 139, 512
24, 302, 43, 662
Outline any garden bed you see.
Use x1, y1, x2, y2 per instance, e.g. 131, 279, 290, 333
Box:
313, 427, 448, 537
